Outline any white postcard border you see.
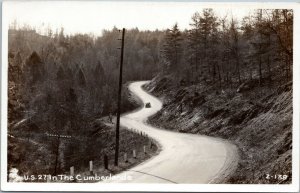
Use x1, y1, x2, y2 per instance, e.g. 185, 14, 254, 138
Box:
1, 1, 299, 192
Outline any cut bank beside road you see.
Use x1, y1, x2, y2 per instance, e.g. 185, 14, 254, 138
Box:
144, 75, 292, 184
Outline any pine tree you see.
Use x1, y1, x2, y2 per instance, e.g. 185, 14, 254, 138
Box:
24, 51, 44, 85
187, 12, 201, 82
241, 15, 255, 81
161, 23, 183, 73
9, 52, 22, 83
219, 15, 231, 85
77, 67, 86, 87
229, 18, 241, 84
94, 60, 105, 85
187, 9, 219, 83
208, 12, 220, 84
56, 65, 65, 80
199, 9, 218, 81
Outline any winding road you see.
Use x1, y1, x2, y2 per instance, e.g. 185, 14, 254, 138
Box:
105, 81, 238, 184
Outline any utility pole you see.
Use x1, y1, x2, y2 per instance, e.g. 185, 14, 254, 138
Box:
114, 28, 125, 166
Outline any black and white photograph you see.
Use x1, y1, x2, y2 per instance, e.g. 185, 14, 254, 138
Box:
1, 1, 299, 192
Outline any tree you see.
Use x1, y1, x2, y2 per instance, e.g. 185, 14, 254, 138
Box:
187, 12, 201, 82
253, 9, 264, 85
199, 9, 218, 82
94, 60, 105, 86
24, 51, 45, 85
229, 18, 241, 84
161, 23, 183, 74
77, 67, 86, 87
219, 14, 231, 86
8, 52, 23, 83
187, 9, 219, 83
207, 12, 220, 84
266, 9, 293, 82
241, 14, 255, 81
56, 65, 65, 80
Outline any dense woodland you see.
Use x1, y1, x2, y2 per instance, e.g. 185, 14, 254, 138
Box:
161, 9, 292, 87
8, 8, 292, 180
8, 26, 163, 176
8, 26, 164, 122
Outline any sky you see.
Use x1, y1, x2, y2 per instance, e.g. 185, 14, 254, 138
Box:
4, 1, 280, 36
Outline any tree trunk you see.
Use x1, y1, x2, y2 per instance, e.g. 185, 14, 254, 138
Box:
236, 55, 241, 84
217, 63, 222, 88
285, 54, 289, 82
267, 55, 272, 84
258, 54, 262, 86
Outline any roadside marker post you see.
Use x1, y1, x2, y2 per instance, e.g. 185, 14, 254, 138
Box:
149, 140, 153, 149
133, 149, 136, 159
89, 161, 93, 175
104, 155, 109, 169
143, 145, 146, 154
70, 166, 74, 177
124, 153, 128, 162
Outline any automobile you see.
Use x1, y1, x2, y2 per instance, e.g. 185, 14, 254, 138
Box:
145, 102, 151, 108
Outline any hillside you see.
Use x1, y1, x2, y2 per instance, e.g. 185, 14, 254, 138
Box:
7, 28, 161, 181
144, 75, 292, 184
8, 94, 158, 183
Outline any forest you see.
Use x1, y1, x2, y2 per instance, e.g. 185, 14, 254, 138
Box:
8, 8, 292, 183
8, 25, 163, 178
160, 9, 292, 88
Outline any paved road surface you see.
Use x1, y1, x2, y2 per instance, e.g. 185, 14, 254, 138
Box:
104, 81, 238, 184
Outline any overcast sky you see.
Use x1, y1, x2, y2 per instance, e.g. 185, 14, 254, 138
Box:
4, 1, 283, 36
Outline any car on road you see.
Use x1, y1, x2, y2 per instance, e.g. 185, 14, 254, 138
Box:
145, 102, 151, 108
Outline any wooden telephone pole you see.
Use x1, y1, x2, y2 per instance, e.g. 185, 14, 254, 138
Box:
114, 28, 125, 166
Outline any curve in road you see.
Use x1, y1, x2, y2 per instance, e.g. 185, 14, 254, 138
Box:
104, 81, 238, 184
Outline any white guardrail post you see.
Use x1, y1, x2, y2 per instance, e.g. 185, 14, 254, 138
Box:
133, 149, 136, 158
89, 161, 93, 175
